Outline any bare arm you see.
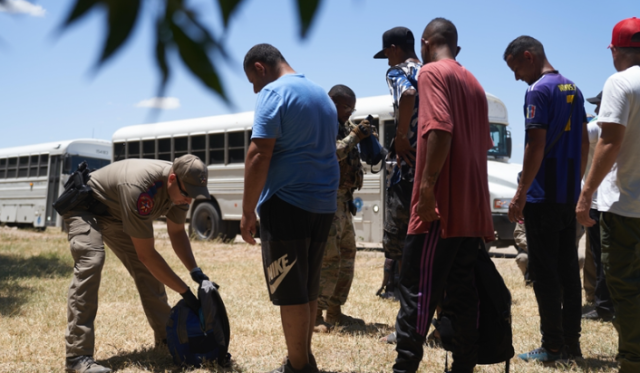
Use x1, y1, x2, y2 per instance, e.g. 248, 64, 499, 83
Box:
240, 138, 276, 244
166, 217, 197, 271
580, 121, 589, 178
395, 90, 417, 167
130, 236, 189, 293
508, 128, 546, 222
417, 129, 452, 223
576, 122, 625, 227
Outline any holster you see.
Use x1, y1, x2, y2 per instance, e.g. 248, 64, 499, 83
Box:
53, 161, 107, 216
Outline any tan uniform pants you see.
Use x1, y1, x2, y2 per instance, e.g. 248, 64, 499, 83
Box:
64, 210, 170, 358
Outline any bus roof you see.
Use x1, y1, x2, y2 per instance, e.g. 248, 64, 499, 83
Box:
0, 139, 112, 158
112, 93, 510, 142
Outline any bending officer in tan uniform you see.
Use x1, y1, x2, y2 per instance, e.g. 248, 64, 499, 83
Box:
64, 155, 211, 373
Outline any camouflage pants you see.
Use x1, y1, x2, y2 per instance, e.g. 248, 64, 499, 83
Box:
317, 200, 357, 310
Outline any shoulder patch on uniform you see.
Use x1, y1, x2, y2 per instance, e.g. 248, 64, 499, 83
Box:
526, 105, 536, 119
136, 181, 164, 216
137, 193, 153, 215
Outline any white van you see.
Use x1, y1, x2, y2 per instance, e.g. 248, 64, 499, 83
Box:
111, 94, 521, 249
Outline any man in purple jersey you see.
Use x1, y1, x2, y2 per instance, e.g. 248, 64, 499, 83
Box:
504, 35, 589, 363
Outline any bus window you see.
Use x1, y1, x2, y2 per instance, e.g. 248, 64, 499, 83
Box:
39, 154, 49, 176
29, 155, 39, 177
174, 136, 188, 159
7, 157, 17, 178
0, 158, 5, 179
18, 156, 29, 178
191, 135, 206, 163
209, 133, 224, 165
63, 155, 110, 174
143, 140, 156, 159
113, 142, 125, 161
228, 131, 245, 164
127, 141, 140, 159
488, 123, 508, 157
158, 138, 171, 161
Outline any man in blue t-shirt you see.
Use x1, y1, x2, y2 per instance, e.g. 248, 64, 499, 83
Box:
504, 36, 589, 364
241, 43, 339, 373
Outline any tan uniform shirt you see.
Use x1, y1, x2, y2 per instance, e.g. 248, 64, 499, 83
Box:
87, 159, 188, 239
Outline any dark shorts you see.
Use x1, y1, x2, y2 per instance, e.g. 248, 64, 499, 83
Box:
383, 179, 413, 260
259, 194, 334, 306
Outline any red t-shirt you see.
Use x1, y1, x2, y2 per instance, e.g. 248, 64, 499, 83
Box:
407, 59, 494, 241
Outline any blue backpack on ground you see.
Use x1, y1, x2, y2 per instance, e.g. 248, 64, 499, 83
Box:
166, 280, 231, 367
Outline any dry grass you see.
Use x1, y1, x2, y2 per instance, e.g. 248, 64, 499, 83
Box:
0, 225, 620, 372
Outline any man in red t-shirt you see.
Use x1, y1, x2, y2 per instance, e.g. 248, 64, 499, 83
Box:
393, 18, 495, 373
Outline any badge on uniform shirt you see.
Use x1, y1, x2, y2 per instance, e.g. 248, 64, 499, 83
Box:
137, 193, 154, 215
136, 181, 164, 216
526, 105, 536, 119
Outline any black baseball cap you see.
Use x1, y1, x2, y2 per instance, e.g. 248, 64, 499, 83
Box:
587, 91, 602, 105
373, 27, 415, 59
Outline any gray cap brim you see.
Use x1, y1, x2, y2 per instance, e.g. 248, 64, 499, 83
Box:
184, 184, 210, 200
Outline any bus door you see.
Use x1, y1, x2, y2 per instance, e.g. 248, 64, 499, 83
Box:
45, 155, 61, 226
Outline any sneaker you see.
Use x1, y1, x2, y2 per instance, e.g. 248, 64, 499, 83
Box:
518, 347, 563, 362
268, 359, 316, 373
280, 356, 318, 373
582, 309, 613, 322
66, 356, 111, 373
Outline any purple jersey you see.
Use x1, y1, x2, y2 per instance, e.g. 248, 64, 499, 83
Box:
523, 72, 586, 204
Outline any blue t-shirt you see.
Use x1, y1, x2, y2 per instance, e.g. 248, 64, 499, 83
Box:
385, 61, 421, 186
523, 72, 586, 204
252, 74, 339, 214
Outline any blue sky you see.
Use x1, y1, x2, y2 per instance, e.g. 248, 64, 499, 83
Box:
0, 0, 634, 163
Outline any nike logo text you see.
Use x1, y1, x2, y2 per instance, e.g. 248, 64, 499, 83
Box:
268, 254, 297, 294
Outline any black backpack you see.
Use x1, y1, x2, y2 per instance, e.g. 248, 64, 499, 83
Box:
434, 243, 514, 372
166, 280, 231, 367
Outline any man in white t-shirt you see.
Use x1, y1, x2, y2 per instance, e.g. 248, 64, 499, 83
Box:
576, 17, 640, 373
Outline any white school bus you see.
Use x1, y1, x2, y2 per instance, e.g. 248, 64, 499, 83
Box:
111, 94, 521, 248
0, 139, 112, 229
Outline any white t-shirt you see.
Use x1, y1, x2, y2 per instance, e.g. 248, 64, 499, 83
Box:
597, 65, 640, 217
583, 119, 601, 209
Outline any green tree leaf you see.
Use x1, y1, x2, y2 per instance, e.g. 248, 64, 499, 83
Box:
217, 0, 244, 27
98, 0, 142, 65
61, 0, 101, 27
169, 19, 226, 101
295, 0, 320, 38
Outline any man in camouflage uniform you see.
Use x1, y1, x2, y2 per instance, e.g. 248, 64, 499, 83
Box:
62, 155, 211, 373
315, 85, 371, 332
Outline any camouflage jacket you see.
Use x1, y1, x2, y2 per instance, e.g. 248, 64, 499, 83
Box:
336, 121, 364, 199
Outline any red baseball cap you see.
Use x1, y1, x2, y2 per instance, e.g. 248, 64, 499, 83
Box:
609, 17, 640, 48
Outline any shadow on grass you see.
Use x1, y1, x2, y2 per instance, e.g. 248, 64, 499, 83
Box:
540, 355, 619, 370
0, 253, 72, 316
334, 322, 395, 338
104, 346, 247, 372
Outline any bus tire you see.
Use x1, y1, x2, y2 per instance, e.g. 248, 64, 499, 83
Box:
190, 202, 226, 241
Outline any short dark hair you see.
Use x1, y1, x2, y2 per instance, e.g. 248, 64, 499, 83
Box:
243, 43, 287, 70
328, 84, 356, 100
423, 17, 458, 54
503, 36, 546, 61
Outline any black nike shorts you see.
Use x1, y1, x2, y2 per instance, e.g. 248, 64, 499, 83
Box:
259, 194, 334, 306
